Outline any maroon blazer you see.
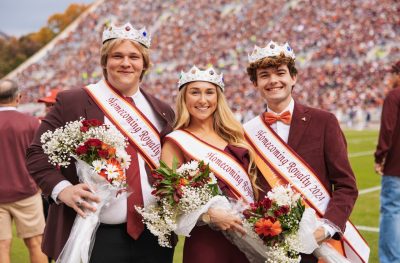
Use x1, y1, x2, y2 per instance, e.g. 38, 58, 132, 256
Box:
374, 87, 400, 176
288, 103, 358, 233
26, 87, 174, 259
0, 110, 39, 203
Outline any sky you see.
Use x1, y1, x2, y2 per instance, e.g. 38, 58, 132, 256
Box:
0, 0, 94, 37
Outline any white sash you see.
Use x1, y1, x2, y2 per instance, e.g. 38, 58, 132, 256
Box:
84, 80, 161, 168
166, 130, 255, 203
244, 116, 370, 263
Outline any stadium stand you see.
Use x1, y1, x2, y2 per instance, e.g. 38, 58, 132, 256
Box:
5, 0, 400, 124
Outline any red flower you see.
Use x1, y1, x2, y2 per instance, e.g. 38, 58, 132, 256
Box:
98, 149, 109, 158
173, 192, 180, 203
250, 202, 259, 211
80, 126, 89, 132
85, 138, 102, 148
151, 171, 164, 180
274, 209, 283, 217
274, 205, 290, 217
243, 209, 252, 219
82, 119, 103, 128
75, 145, 88, 155
254, 218, 282, 237
281, 205, 290, 214
261, 198, 272, 210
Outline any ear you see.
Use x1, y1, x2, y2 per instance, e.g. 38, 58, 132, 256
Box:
291, 74, 297, 86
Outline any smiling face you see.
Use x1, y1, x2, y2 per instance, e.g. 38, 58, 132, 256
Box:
185, 81, 218, 123
254, 64, 297, 111
105, 40, 144, 96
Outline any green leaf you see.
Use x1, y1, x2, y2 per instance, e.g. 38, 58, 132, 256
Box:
172, 157, 178, 172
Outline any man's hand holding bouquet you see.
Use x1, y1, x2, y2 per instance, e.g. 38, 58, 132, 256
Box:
41, 118, 130, 263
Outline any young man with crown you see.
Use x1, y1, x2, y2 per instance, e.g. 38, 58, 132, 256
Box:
243, 41, 369, 262
26, 22, 175, 263
161, 65, 260, 263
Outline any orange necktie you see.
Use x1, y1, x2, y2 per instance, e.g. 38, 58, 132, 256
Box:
263, 111, 292, 125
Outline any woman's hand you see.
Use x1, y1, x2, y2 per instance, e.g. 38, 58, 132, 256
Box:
206, 207, 246, 235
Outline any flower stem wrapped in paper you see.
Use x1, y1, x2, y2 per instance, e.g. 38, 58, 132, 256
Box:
41, 118, 130, 263
136, 158, 231, 247
225, 185, 350, 263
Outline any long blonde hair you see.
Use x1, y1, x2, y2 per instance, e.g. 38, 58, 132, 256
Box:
175, 84, 260, 199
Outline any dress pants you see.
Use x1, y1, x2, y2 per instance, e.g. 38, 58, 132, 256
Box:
89, 223, 174, 263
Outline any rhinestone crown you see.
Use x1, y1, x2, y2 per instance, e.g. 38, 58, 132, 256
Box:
178, 65, 225, 91
248, 41, 295, 63
102, 22, 151, 48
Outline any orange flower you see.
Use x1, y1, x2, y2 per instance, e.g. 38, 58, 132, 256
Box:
254, 218, 282, 237
179, 178, 189, 186
107, 147, 116, 157
101, 142, 110, 150
99, 170, 108, 180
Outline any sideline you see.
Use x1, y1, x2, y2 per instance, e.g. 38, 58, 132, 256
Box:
356, 226, 379, 233
348, 151, 374, 158
359, 186, 381, 195
347, 137, 376, 144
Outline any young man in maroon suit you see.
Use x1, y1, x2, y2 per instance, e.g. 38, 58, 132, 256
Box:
374, 60, 400, 263
0, 79, 47, 263
244, 41, 359, 262
26, 22, 175, 263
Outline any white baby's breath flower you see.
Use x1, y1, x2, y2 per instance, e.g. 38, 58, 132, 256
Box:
267, 184, 301, 207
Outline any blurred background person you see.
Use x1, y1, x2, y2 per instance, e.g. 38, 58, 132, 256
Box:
374, 61, 400, 263
0, 79, 47, 263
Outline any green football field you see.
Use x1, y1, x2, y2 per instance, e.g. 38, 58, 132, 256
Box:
10, 130, 380, 263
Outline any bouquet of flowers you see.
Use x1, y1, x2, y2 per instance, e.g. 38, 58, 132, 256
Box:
225, 184, 350, 263
242, 184, 305, 263
41, 118, 130, 263
136, 159, 223, 247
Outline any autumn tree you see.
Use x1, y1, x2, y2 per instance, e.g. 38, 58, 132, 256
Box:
0, 3, 88, 78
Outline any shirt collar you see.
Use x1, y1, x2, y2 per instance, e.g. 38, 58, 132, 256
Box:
0, 106, 17, 111
128, 87, 142, 101
267, 98, 294, 115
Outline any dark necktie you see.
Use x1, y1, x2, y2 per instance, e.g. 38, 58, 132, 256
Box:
125, 96, 144, 239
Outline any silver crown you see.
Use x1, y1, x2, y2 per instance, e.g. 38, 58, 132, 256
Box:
248, 41, 295, 63
178, 65, 225, 91
102, 22, 151, 48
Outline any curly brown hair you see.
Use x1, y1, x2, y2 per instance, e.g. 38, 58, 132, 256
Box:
246, 54, 297, 84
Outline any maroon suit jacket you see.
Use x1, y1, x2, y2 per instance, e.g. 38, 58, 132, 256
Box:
260, 103, 357, 235
279, 102, 358, 263
287, 102, 358, 234
26, 87, 174, 259
374, 87, 400, 176
0, 109, 39, 203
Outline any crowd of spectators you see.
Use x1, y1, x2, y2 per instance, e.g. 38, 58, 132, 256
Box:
10, 0, 400, 123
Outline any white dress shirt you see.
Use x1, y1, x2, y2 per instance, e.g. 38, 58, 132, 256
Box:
266, 99, 294, 143
52, 88, 163, 224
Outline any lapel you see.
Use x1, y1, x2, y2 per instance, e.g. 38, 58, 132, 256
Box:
140, 88, 174, 137
84, 94, 104, 121
287, 102, 311, 151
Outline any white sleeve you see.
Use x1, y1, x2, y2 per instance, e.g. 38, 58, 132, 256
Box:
51, 180, 73, 204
